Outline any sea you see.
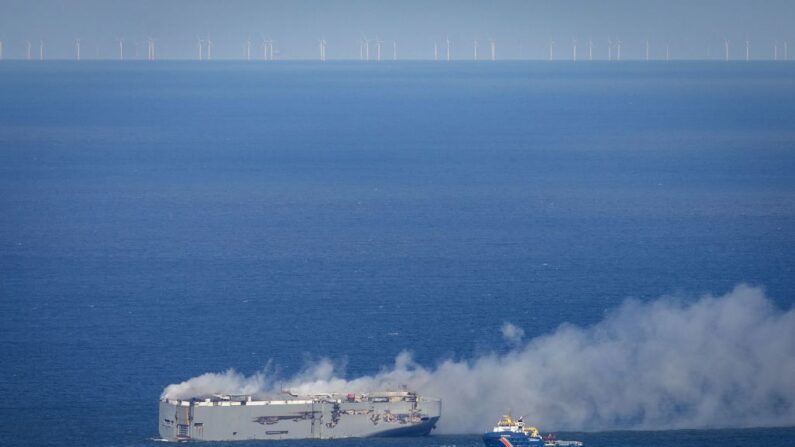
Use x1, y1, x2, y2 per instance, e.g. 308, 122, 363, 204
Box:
0, 60, 794, 447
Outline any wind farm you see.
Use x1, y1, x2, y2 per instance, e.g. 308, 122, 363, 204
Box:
0, 35, 792, 61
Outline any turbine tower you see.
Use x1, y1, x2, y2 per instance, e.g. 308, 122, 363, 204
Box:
446, 36, 451, 61
147, 38, 155, 61
773, 40, 778, 61
0, 40, 3, 60
588, 39, 593, 61
434, 41, 438, 61
39, 39, 44, 60
118, 38, 124, 60
607, 39, 612, 61
206, 37, 213, 60
666, 42, 671, 61
645, 39, 650, 61
616, 40, 622, 61
75, 38, 81, 60
572, 39, 577, 61
745, 39, 750, 61
724, 39, 729, 61
197, 36, 203, 60
490, 38, 496, 61
375, 37, 383, 61
547, 39, 555, 60
246, 38, 251, 61
392, 40, 397, 60
319, 38, 327, 61
362, 35, 370, 60
785, 41, 789, 60
473, 40, 478, 60
26, 40, 31, 60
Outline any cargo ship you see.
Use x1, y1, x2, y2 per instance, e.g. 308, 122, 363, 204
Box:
482, 414, 583, 447
158, 391, 441, 441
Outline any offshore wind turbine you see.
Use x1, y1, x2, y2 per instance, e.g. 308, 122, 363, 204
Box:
490, 38, 496, 61
361, 35, 370, 60
446, 36, 451, 61
197, 36, 203, 60
616, 40, 622, 60
666, 41, 671, 61
547, 39, 555, 60
392, 40, 397, 60
473, 40, 478, 60
607, 39, 612, 61
572, 39, 577, 61
319, 38, 327, 61
434, 41, 438, 61
39, 39, 44, 60
785, 41, 789, 60
206, 37, 213, 60
118, 38, 124, 60
246, 38, 251, 61
588, 39, 593, 61
375, 37, 383, 61
724, 39, 729, 61
773, 40, 778, 61
0, 40, 3, 60
645, 39, 650, 61
25, 40, 31, 60
745, 39, 750, 61
75, 38, 81, 60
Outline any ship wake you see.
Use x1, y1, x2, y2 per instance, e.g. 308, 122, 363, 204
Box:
162, 284, 795, 432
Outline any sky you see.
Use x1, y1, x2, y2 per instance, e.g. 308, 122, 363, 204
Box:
1, 0, 794, 60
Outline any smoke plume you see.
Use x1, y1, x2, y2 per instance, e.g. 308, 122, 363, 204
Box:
162, 285, 795, 432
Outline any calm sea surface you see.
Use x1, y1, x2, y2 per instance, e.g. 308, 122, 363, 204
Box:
1, 61, 794, 446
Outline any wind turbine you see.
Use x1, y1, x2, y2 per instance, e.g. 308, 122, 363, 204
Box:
206, 37, 213, 60
118, 38, 124, 60
75, 38, 81, 60
392, 40, 397, 60
666, 41, 671, 61
572, 39, 577, 61
0, 40, 3, 60
785, 41, 789, 60
361, 35, 370, 60
490, 38, 496, 61
246, 38, 251, 61
773, 40, 778, 61
607, 39, 612, 61
745, 39, 750, 61
25, 40, 31, 60
616, 40, 622, 61
446, 36, 451, 61
588, 39, 593, 61
473, 40, 478, 60
645, 39, 650, 61
724, 39, 729, 61
266, 39, 274, 60
147, 37, 155, 61
39, 39, 44, 60
375, 37, 383, 61
547, 39, 555, 61
319, 38, 327, 61
197, 36, 203, 60
434, 41, 438, 61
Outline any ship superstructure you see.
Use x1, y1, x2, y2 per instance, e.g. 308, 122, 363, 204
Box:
159, 391, 440, 441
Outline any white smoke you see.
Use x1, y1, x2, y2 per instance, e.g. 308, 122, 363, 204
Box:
501, 322, 525, 345
162, 285, 795, 432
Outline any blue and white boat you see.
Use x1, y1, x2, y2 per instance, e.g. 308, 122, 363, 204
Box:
482, 415, 583, 447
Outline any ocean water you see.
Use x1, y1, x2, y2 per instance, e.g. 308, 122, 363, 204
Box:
0, 61, 794, 446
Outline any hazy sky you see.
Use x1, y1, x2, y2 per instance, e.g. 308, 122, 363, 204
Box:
2, 0, 794, 60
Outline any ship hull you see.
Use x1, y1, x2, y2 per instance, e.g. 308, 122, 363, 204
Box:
159, 395, 440, 441
483, 432, 544, 447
